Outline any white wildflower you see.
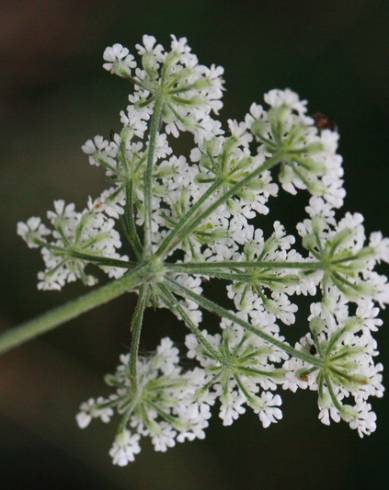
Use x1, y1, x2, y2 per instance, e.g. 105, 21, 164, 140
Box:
16, 34, 388, 465
109, 430, 141, 466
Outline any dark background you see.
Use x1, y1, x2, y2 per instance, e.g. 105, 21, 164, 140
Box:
0, 1, 388, 488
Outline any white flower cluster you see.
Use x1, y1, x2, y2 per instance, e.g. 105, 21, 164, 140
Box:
297, 200, 389, 305
246, 90, 345, 207
18, 199, 127, 290
226, 223, 304, 325
185, 319, 285, 427
104, 35, 224, 141
18, 35, 388, 465
283, 299, 384, 437
77, 338, 211, 466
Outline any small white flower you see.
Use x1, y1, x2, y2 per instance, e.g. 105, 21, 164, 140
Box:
346, 402, 377, 438
264, 88, 308, 116
151, 423, 176, 452
103, 43, 136, 77
254, 392, 283, 428
76, 397, 113, 429
219, 390, 246, 426
17, 217, 50, 249
109, 430, 141, 466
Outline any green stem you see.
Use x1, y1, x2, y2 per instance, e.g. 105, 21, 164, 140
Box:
156, 180, 221, 257
156, 155, 281, 257
167, 260, 322, 273
324, 373, 344, 414
68, 250, 135, 269
165, 277, 322, 368
118, 131, 143, 259
0, 264, 147, 356
177, 269, 296, 284
124, 181, 143, 259
42, 241, 136, 270
144, 95, 164, 255
235, 374, 254, 402
157, 283, 222, 361
130, 285, 149, 393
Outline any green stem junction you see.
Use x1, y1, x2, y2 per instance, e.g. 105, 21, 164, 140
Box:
1, 101, 324, 380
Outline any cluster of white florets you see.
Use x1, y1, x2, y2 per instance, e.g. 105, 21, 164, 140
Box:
77, 338, 211, 465
283, 302, 384, 437
18, 35, 388, 465
17, 199, 127, 290
297, 199, 389, 305
103, 34, 224, 141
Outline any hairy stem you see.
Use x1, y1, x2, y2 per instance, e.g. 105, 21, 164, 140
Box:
124, 181, 143, 259
0, 264, 147, 356
156, 155, 280, 258
165, 277, 322, 368
143, 95, 164, 255
68, 250, 135, 269
157, 283, 222, 360
166, 260, 322, 273
156, 180, 221, 257
324, 373, 344, 413
118, 131, 143, 259
130, 285, 149, 392
42, 242, 136, 270
170, 270, 295, 283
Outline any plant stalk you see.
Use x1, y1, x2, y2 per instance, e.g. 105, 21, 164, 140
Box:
165, 277, 322, 368
166, 260, 322, 273
157, 283, 222, 360
143, 95, 164, 255
0, 264, 146, 356
129, 285, 149, 392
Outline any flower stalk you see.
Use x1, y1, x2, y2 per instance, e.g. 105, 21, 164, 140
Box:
0, 264, 146, 355
143, 94, 164, 255
164, 277, 322, 368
